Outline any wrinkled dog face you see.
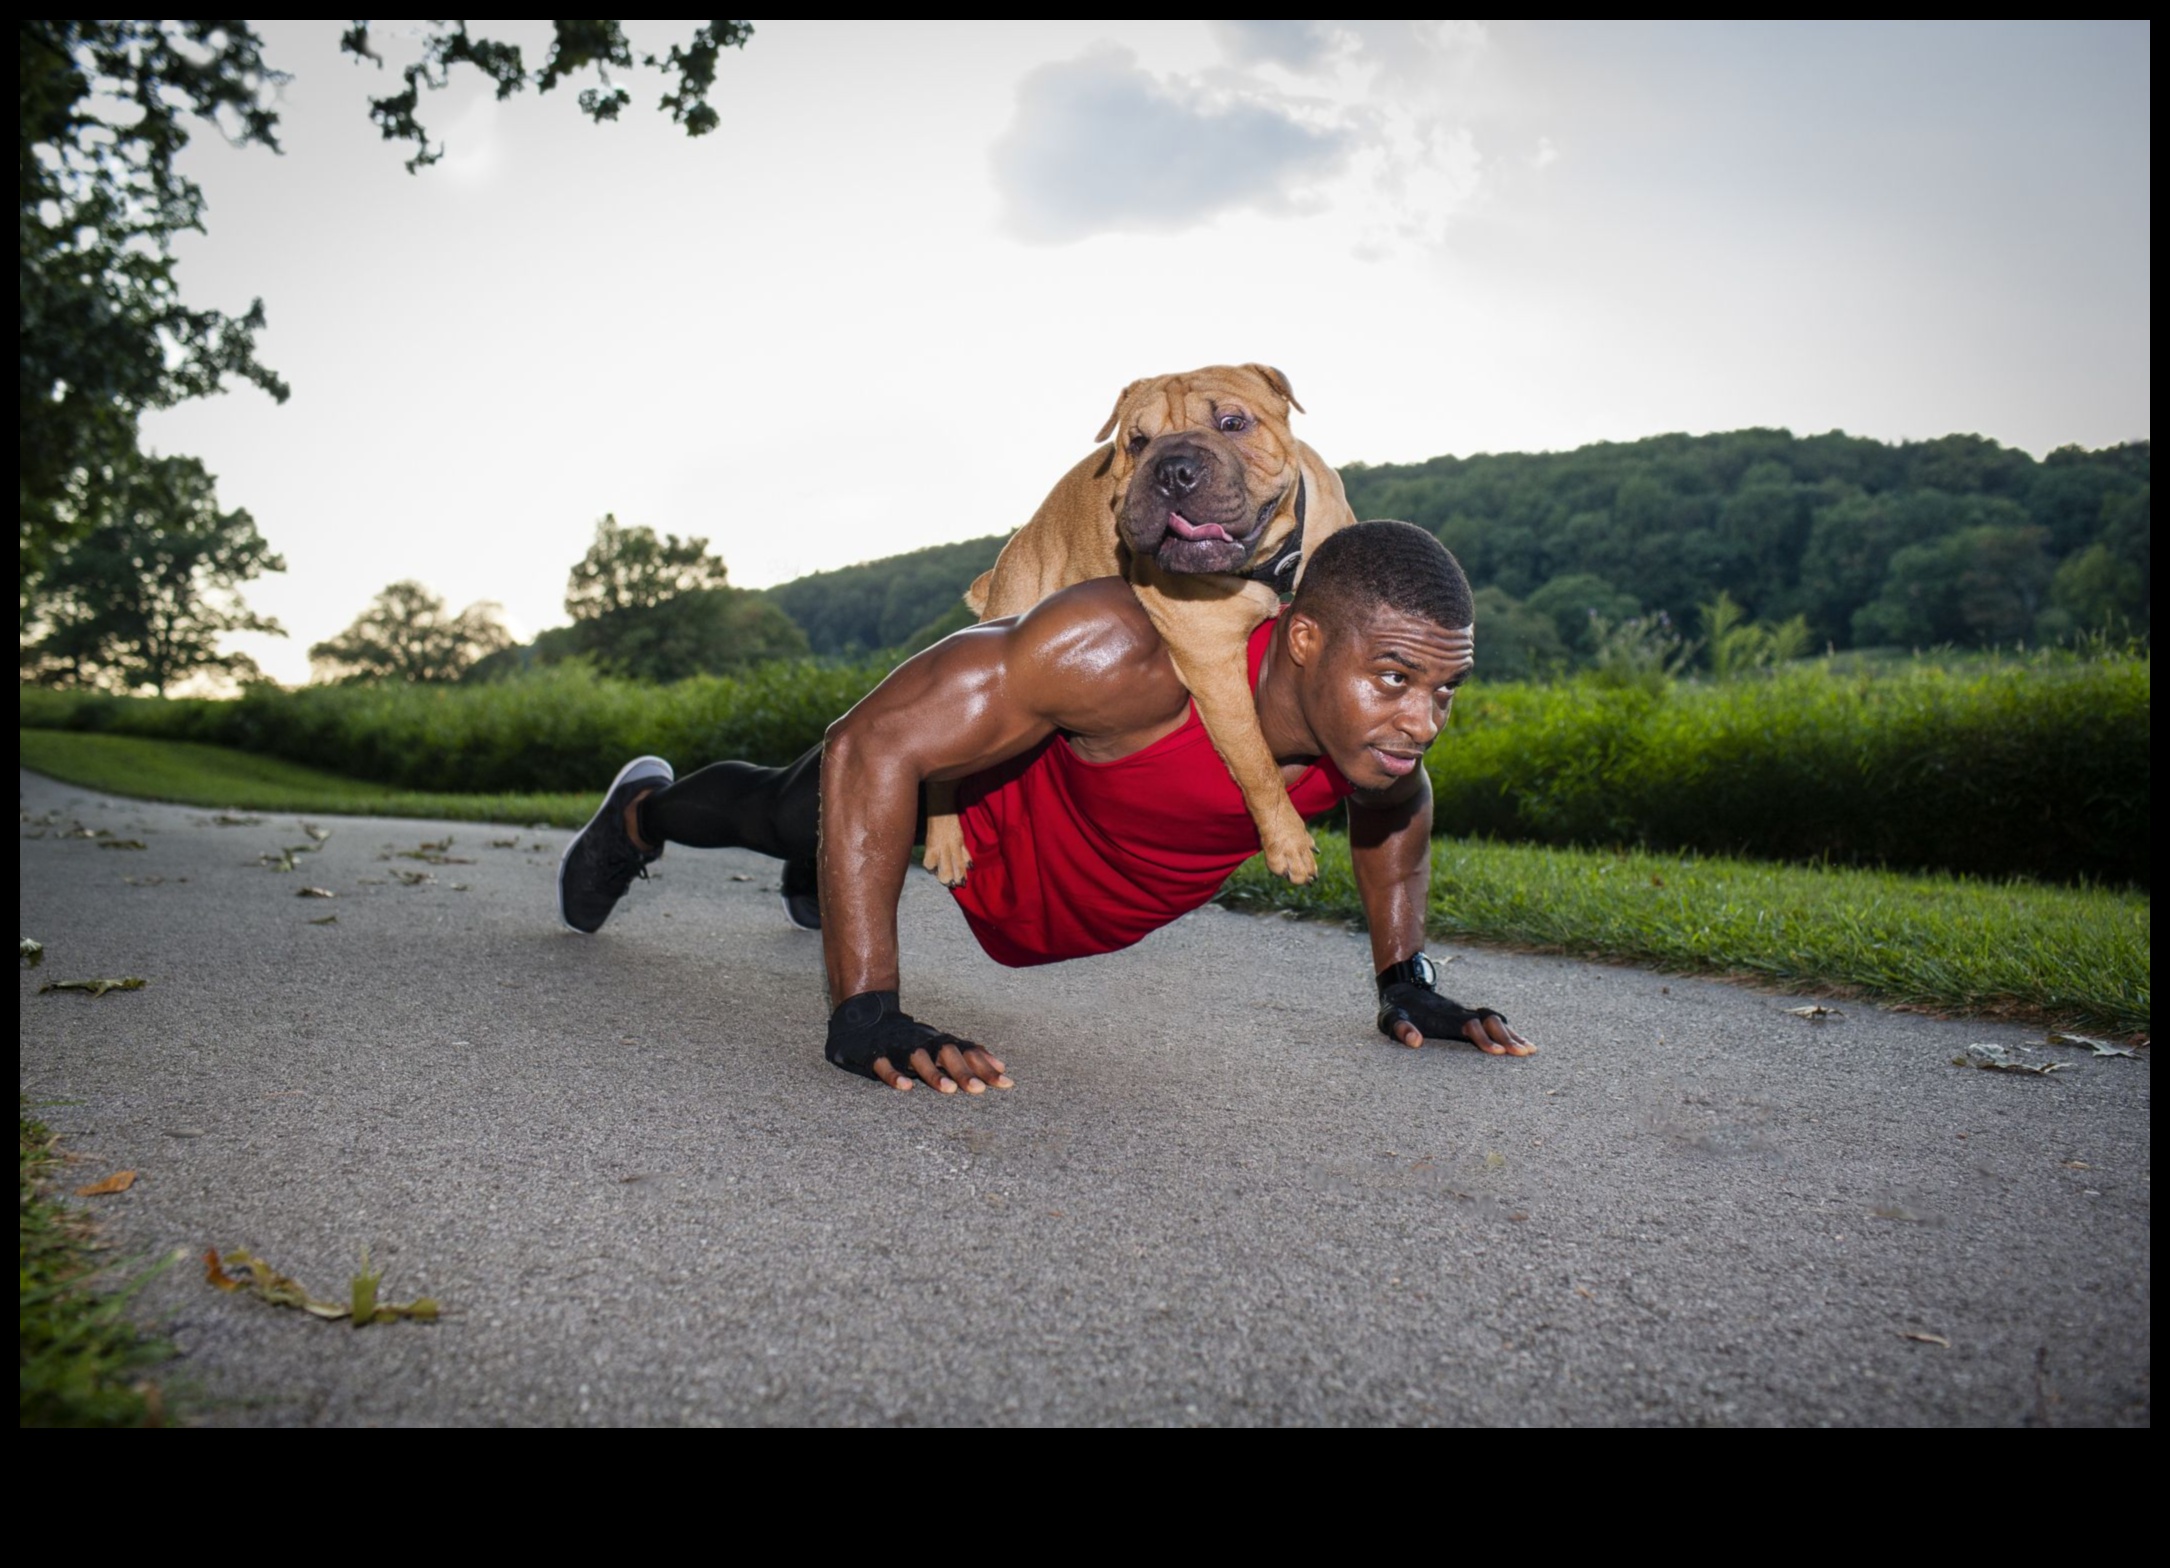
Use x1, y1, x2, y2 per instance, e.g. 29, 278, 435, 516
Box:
1104, 364, 1305, 576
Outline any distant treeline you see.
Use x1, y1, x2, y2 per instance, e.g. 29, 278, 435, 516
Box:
759, 429, 2150, 674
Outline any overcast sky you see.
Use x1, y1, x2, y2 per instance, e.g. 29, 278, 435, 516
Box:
134, 19, 2152, 685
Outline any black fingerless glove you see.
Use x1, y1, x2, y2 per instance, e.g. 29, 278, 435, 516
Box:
1377, 983, 1508, 1042
824, 989, 972, 1081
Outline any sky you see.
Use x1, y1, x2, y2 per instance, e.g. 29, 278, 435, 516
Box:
132, 19, 2152, 686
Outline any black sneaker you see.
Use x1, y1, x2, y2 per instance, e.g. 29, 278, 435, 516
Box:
558, 755, 673, 933
781, 856, 821, 931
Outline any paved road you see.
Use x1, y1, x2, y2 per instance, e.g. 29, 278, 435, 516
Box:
17, 768, 2151, 1426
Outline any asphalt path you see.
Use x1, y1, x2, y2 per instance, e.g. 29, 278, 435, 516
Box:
17, 768, 2151, 1426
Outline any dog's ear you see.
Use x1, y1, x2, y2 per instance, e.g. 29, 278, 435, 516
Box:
1096, 378, 1145, 443
1244, 363, 1304, 415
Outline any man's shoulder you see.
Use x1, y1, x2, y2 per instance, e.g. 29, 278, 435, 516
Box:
1004, 578, 1186, 730
1007, 577, 1163, 664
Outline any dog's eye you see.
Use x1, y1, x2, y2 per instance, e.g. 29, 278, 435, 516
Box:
1218, 413, 1251, 434
1127, 433, 1150, 454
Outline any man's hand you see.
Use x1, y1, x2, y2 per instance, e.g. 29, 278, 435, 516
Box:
1377, 985, 1536, 1057
825, 990, 1015, 1095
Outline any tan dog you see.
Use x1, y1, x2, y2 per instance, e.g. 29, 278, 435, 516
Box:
923, 363, 1357, 887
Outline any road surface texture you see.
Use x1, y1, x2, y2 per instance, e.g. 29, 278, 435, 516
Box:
18, 769, 2150, 1425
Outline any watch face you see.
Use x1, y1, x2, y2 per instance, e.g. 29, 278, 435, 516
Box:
1413, 953, 1437, 989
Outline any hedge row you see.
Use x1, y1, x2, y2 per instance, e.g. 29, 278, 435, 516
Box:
1430, 656, 2150, 887
18, 660, 885, 794
19, 651, 2150, 887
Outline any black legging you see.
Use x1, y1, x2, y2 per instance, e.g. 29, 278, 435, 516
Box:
634, 743, 928, 888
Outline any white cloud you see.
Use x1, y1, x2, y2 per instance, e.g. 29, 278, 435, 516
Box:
990, 44, 1351, 244
993, 22, 1500, 254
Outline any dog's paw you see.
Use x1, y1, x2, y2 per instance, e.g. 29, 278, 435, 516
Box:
1263, 828, 1318, 886
921, 833, 974, 888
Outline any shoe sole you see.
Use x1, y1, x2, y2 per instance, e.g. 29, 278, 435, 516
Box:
558, 754, 674, 933
780, 893, 821, 932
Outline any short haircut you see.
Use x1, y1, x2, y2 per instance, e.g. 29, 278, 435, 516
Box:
1291, 519, 1472, 637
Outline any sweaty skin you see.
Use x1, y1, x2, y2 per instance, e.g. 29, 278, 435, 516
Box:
819, 577, 1536, 1093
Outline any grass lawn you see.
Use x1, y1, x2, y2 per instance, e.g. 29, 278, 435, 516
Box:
1225, 834, 2149, 1036
21, 728, 2150, 1035
19, 1105, 171, 1426
20, 728, 595, 827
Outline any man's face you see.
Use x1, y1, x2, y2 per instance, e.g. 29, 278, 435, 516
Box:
1294, 605, 1473, 791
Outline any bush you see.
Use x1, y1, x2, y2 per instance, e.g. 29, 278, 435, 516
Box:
1435, 652, 2150, 886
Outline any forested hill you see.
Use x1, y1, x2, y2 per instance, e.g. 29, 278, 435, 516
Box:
762, 429, 2148, 665
763, 534, 1007, 658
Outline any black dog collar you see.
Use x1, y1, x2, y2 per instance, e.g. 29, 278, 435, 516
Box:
1245, 473, 1308, 586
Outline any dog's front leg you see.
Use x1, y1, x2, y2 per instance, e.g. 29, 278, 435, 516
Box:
1131, 572, 1318, 885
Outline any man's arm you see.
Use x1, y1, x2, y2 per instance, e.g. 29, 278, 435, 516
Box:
818, 579, 1184, 1091
1347, 772, 1535, 1057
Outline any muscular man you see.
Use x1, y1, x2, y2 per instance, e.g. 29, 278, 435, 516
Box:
557, 520, 1533, 1093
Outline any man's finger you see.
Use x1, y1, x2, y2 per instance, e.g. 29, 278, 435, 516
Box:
961, 1048, 1015, 1089
907, 1047, 956, 1093
1467, 1016, 1535, 1057
936, 1043, 985, 1095
871, 1056, 913, 1092
1393, 1020, 1424, 1049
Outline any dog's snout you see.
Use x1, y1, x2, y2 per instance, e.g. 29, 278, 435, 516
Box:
1154, 451, 1205, 498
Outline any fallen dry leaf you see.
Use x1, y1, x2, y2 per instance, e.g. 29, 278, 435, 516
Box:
299, 823, 331, 843
258, 848, 296, 872
204, 1246, 439, 1326
307, 914, 338, 926
38, 977, 147, 997
1953, 1044, 2062, 1077
20, 937, 43, 969
390, 869, 434, 887
75, 1170, 138, 1196
2047, 1031, 2137, 1059
296, 886, 336, 899
95, 839, 147, 850
1786, 1004, 1843, 1020
1900, 1331, 1951, 1348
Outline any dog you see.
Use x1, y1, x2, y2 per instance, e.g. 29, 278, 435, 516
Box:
922, 363, 1357, 888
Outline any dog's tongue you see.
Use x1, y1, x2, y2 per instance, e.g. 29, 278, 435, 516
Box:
1167, 511, 1232, 542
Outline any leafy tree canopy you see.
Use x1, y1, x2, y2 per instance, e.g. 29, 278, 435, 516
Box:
19, 20, 752, 595
18, 453, 284, 695
571, 587, 810, 682
565, 513, 732, 620
310, 580, 512, 684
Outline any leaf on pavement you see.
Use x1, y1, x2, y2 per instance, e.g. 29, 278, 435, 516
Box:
38, 977, 148, 997
75, 1170, 138, 1196
96, 839, 148, 850
1900, 1331, 1951, 1348
2047, 1031, 2137, 1058
258, 848, 296, 872
307, 914, 338, 926
19, 937, 43, 969
296, 886, 336, 899
1952, 1044, 2062, 1076
1785, 1004, 1842, 1020
299, 823, 331, 843
211, 812, 261, 827
204, 1246, 439, 1326
390, 869, 434, 887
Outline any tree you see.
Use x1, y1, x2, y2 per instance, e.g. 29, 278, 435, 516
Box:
565, 514, 732, 620
310, 580, 513, 683
574, 588, 810, 681
1850, 524, 2053, 649
20, 21, 752, 596
18, 454, 285, 694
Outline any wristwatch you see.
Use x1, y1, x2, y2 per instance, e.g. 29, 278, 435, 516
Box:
1376, 952, 1438, 996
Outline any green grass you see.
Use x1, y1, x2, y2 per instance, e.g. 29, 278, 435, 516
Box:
1223, 832, 2151, 1036
22, 729, 2150, 1034
19, 1105, 172, 1427
20, 729, 595, 827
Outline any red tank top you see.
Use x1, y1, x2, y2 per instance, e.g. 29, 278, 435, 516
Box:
949, 615, 1354, 967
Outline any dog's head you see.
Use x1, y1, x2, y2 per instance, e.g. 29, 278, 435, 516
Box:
1097, 364, 1308, 576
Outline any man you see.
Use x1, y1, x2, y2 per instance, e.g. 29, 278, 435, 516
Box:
558, 520, 1534, 1093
